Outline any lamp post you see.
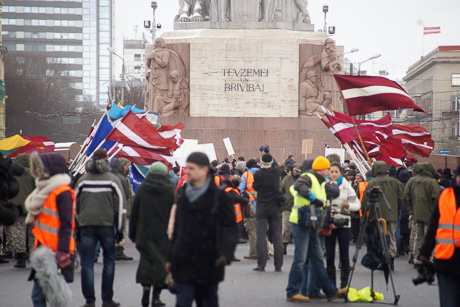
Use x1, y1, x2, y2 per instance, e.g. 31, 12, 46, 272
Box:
323, 5, 329, 34
151, 1, 157, 41
358, 53, 381, 76
344, 48, 359, 55
107, 47, 125, 105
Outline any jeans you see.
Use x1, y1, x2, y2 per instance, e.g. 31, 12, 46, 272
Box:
437, 271, 460, 307
80, 226, 116, 304
286, 223, 338, 298
256, 213, 284, 269
175, 282, 219, 307
325, 228, 351, 269
31, 281, 47, 307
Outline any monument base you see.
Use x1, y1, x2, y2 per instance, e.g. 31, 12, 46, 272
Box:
158, 116, 341, 162
174, 21, 315, 32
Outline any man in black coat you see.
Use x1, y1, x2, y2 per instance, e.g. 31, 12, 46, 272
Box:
167, 152, 237, 307
253, 153, 284, 272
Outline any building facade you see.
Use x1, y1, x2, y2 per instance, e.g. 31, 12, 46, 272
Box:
123, 39, 145, 81
0, 1, 6, 138
402, 46, 460, 155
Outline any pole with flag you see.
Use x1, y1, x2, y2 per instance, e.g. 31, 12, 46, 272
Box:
422, 26, 441, 58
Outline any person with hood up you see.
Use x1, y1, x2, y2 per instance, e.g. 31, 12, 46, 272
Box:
253, 153, 284, 272
361, 161, 403, 271
25, 152, 76, 307
169, 167, 181, 188
166, 152, 237, 307
74, 149, 126, 307
280, 162, 302, 255
218, 163, 233, 187
129, 162, 175, 307
405, 163, 440, 265
239, 159, 260, 259
9, 153, 35, 268
325, 162, 361, 289
284, 155, 297, 172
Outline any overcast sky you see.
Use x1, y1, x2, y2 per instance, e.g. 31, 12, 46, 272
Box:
115, 0, 460, 80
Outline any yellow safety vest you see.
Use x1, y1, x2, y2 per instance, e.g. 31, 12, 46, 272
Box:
289, 172, 326, 224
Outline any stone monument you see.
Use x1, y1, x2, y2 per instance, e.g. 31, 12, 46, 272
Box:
146, 0, 344, 160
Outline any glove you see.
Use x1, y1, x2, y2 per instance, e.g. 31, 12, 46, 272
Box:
215, 255, 228, 267
312, 198, 324, 208
56, 251, 71, 268
115, 231, 124, 244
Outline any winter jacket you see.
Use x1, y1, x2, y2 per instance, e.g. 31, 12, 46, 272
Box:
329, 176, 360, 228
404, 163, 440, 224
253, 164, 282, 217
110, 158, 130, 201
129, 173, 175, 287
280, 172, 298, 212
11, 153, 35, 215
75, 159, 125, 230
169, 176, 237, 284
293, 170, 340, 203
169, 170, 180, 189
239, 167, 260, 207
361, 161, 403, 222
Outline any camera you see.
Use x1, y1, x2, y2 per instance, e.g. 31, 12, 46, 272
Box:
412, 262, 435, 286
259, 145, 270, 154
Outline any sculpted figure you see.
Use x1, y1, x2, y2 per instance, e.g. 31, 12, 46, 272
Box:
293, 0, 310, 23
153, 70, 190, 116
146, 38, 171, 93
260, 0, 277, 22
321, 38, 342, 73
177, 0, 209, 22
220, 0, 231, 22
299, 71, 331, 116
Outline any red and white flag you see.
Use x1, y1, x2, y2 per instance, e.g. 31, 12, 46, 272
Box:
115, 145, 174, 169
391, 124, 434, 157
333, 74, 426, 116
424, 27, 441, 35
11, 135, 55, 157
106, 110, 179, 151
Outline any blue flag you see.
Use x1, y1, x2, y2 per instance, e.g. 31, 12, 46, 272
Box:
108, 104, 145, 120
128, 164, 147, 193
86, 115, 116, 156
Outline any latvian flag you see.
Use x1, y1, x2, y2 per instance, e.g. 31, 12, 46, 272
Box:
424, 27, 440, 35
333, 74, 427, 116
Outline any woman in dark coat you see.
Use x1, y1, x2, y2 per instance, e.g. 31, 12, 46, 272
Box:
129, 162, 175, 307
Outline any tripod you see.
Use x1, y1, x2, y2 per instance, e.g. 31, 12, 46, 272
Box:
346, 187, 401, 305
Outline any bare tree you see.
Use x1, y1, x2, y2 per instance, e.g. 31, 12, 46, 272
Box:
108, 79, 145, 110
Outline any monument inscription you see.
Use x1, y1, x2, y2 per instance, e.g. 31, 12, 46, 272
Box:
222, 68, 268, 92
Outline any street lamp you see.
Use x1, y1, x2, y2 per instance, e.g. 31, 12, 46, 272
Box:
323, 5, 329, 34
358, 53, 382, 76
344, 48, 359, 55
151, 1, 158, 41
107, 47, 125, 105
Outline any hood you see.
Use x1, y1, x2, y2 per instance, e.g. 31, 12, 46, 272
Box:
85, 159, 110, 174
248, 167, 260, 174
398, 168, 411, 183
419, 162, 434, 178
143, 172, 173, 193
285, 157, 296, 169
169, 169, 177, 178
301, 159, 314, 173
13, 153, 30, 169
372, 161, 388, 177
30, 152, 67, 179
413, 164, 423, 176
220, 163, 230, 174
110, 158, 123, 174
425, 162, 436, 178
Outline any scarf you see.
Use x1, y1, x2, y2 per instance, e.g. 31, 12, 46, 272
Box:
185, 175, 211, 203
327, 175, 344, 186
25, 174, 71, 224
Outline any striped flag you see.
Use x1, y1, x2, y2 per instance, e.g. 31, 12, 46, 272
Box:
424, 27, 440, 35
391, 124, 434, 157
115, 145, 174, 169
334, 74, 426, 116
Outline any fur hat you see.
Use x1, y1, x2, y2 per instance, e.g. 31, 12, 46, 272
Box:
30, 152, 67, 179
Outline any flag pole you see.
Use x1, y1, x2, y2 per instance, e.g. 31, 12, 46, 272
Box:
330, 68, 372, 164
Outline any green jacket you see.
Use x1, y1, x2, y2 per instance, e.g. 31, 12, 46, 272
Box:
129, 172, 175, 286
118, 158, 134, 216
404, 163, 440, 223
280, 172, 298, 212
10, 154, 35, 215
361, 161, 403, 222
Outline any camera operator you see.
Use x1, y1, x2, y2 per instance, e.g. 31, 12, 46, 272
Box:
361, 161, 403, 271
417, 164, 460, 307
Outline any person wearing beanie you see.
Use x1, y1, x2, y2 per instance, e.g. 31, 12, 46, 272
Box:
239, 159, 261, 259
404, 163, 440, 266
417, 163, 460, 307
286, 156, 344, 302
235, 161, 247, 175
25, 152, 76, 306
74, 151, 126, 307
280, 162, 302, 255
167, 152, 237, 307
129, 161, 174, 307
252, 155, 284, 272
362, 161, 403, 271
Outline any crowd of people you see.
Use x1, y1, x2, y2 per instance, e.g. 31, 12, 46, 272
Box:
1, 149, 460, 307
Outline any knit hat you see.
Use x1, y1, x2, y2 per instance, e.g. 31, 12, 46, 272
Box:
149, 161, 168, 175
260, 153, 273, 169
292, 162, 302, 172
246, 159, 258, 170
186, 152, 210, 167
236, 161, 246, 171
312, 156, 330, 171
93, 149, 108, 160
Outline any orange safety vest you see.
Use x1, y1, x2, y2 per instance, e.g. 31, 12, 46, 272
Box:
214, 176, 221, 186
32, 185, 76, 254
358, 181, 369, 217
243, 171, 256, 201
224, 187, 243, 223
435, 187, 460, 260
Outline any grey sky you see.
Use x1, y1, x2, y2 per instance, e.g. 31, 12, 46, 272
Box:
115, 0, 460, 80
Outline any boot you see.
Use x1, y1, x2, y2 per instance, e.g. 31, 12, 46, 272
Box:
390, 258, 395, 271
141, 285, 151, 307
326, 266, 336, 287
152, 287, 165, 307
0, 256, 9, 264
408, 255, 414, 264
115, 246, 133, 261
283, 243, 288, 255
340, 268, 351, 289
14, 252, 26, 268
3, 251, 13, 259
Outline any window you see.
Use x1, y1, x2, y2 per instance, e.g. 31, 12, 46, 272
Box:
2, 31, 17, 38
25, 44, 45, 51
134, 54, 141, 61
452, 122, 460, 137
452, 96, 460, 111
453, 74, 460, 87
